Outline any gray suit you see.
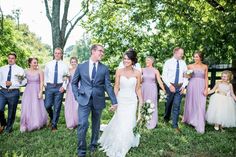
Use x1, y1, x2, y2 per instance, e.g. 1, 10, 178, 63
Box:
72, 61, 117, 156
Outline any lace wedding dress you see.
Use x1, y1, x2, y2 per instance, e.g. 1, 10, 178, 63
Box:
99, 76, 140, 157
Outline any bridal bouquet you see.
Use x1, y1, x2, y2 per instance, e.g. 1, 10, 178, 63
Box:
15, 73, 26, 84
133, 99, 155, 136
184, 69, 194, 78
159, 90, 167, 102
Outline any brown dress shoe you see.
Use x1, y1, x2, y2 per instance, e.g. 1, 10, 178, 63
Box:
175, 128, 181, 133
0, 126, 4, 134
51, 127, 57, 132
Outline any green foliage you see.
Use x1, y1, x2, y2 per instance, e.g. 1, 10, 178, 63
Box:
83, 0, 236, 69
70, 36, 91, 63
0, 100, 236, 157
0, 17, 51, 68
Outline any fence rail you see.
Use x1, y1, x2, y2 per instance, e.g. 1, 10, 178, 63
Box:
16, 67, 236, 104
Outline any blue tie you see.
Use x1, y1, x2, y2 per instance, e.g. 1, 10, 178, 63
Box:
54, 61, 58, 84
174, 60, 179, 84
6, 65, 12, 88
91, 63, 96, 82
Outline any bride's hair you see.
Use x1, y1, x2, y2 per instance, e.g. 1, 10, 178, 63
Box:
125, 48, 138, 65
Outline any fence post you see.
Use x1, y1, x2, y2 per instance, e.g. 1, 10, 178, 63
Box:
210, 68, 216, 89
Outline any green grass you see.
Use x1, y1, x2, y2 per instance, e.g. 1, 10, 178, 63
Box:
0, 100, 236, 157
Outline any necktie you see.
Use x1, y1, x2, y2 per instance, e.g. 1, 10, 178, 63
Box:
174, 60, 179, 84
6, 65, 12, 88
54, 61, 58, 84
91, 63, 96, 82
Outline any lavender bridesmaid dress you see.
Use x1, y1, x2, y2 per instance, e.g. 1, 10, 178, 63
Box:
142, 68, 158, 129
20, 72, 47, 132
182, 69, 206, 133
64, 73, 78, 129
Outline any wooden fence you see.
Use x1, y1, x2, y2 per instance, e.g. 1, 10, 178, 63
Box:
17, 66, 236, 103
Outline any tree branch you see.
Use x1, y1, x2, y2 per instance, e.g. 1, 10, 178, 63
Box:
64, 0, 89, 46
205, 0, 225, 12
61, 0, 70, 41
44, 0, 52, 23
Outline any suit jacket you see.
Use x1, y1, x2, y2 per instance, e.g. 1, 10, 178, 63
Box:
72, 61, 117, 109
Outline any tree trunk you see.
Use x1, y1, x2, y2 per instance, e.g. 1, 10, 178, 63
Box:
232, 59, 236, 93
44, 0, 89, 51
51, 0, 61, 50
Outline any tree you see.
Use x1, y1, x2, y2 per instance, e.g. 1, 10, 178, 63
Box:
71, 33, 91, 62
44, 0, 89, 50
0, 5, 3, 35
83, 0, 236, 69
0, 17, 51, 67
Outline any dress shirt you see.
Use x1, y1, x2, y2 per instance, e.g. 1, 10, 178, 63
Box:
0, 64, 26, 89
44, 60, 69, 89
89, 59, 98, 80
118, 61, 142, 72
162, 57, 188, 88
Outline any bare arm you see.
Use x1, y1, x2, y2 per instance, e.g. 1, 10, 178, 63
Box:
208, 82, 219, 95
229, 84, 236, 101
135, 71, 143, 104
114, 69, 120, 96
155, 69, 165, 92
39, 70, 44, 99
204, 65, 209, 96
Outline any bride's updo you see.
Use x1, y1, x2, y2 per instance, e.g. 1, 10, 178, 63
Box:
125, 48, 138, 65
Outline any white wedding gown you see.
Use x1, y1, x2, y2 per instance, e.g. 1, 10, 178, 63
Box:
99, 76, 140, 157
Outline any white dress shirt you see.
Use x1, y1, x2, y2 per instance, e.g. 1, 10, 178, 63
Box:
162, 57, 188, 88
118, 61, 142, 72
0, 64, 26, 89
44, 60, 69, 89
89, 59, 98, 80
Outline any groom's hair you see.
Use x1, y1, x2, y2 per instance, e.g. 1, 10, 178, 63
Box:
90, 44, 104, 54
173, 47, 183, 54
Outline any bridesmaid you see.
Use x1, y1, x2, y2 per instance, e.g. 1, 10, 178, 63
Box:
64, 57, 79, 129
182, 51, 208, 133
20, 57, 47, 132
142, 56, 165, 129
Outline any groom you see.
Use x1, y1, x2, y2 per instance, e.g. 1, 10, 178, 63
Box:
72, 44, 118, 157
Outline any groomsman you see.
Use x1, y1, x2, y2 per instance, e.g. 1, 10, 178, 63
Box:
162, 47, 188, 133
0, 52, 26, 133
44, 47, 69, 132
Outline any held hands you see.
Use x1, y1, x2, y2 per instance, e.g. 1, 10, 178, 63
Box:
59, 87, 65, 93
203, 89, 208, 96
179, 87, 185, 95
109, 104, 118, 112
169, 84, 176, 93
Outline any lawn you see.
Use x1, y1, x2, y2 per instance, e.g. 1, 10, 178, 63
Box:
0, 100, 236, 157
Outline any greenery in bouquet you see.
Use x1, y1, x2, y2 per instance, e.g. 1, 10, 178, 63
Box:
159, 90, 167, 102
62, 72, 71, 82
133, 99, 155, 136
184, 69, 194, 78
15, 73, 26, 84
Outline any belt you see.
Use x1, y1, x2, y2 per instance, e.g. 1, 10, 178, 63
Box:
216, 91, 227, 96
47, 83, 63, 87
170, 83, 183, 87
0, 87, 19, 92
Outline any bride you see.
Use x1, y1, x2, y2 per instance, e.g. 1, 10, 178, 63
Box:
99, 49, 143, 157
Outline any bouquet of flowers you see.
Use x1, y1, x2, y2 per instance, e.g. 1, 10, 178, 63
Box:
133, 99, 155, 136
184, 69, 194, 78
62, 72, 70, 83
159, 90, 167, 102
15, 73, 26, 84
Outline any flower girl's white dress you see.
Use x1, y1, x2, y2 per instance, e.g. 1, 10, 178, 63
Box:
206, 83, 236, 127
99, 76, 140, 157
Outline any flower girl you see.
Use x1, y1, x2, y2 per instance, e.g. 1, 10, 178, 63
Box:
206, 70, 236, 131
